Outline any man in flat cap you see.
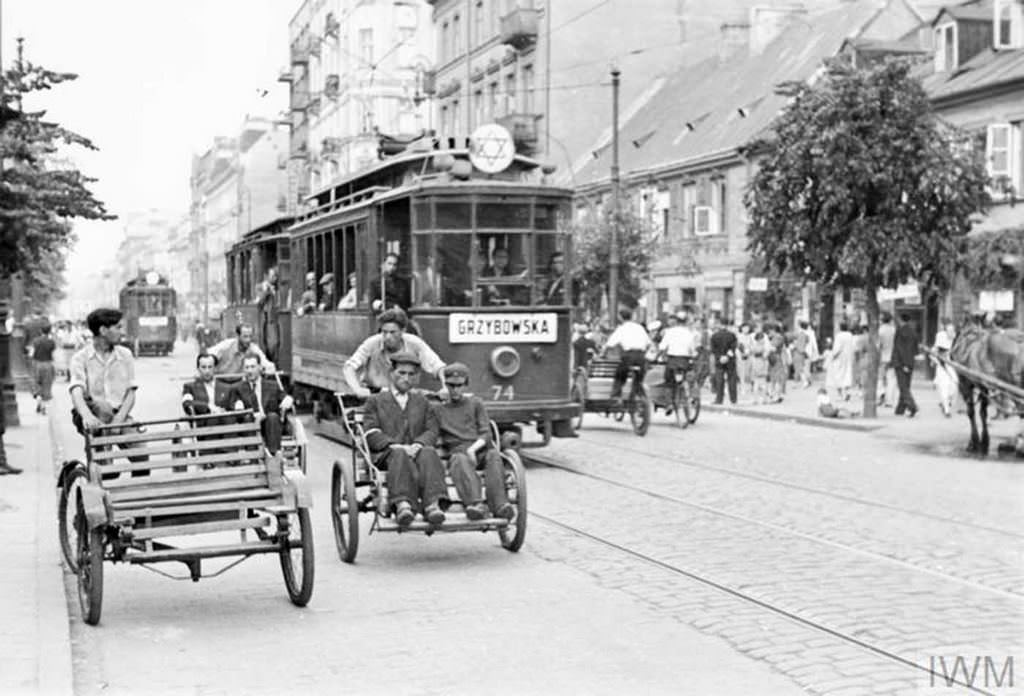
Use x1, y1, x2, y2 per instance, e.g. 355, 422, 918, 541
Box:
434, 362, 514, 521
363, 351, 448, 527
317, 273, 335, 312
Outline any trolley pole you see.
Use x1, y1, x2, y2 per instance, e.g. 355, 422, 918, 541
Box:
608, 66, 621, 321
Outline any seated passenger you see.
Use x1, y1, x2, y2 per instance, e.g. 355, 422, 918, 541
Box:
482, 247, 529, 306
207, 322, 275, 375
538, 251, 570, 305
434, 363, 514, 521
363, 352, 448, 528
181, 353, 226, 415
224, 355, 294, 455
296, 272, 318, 316
317, 273, 335, 312
337, 272, 358, 310
604, 308, 651, 401
343, 308, 446, 398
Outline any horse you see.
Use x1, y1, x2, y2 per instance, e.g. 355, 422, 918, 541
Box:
949, 321, 1024, 454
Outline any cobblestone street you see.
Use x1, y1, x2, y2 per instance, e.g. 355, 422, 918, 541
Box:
20, 349, 1014, 695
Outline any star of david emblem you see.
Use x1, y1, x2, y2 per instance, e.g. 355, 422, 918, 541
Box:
469, 124, 514, 173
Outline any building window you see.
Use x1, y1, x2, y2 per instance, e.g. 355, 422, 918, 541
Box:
359, 28, 374, 66
715, 179, 728, 234
475, 0, 486, 47
474, 89, 484, 128
488, 81, 499, 121
504, 72, 516, 114
440, 105, 449, 135
995, 0, 1023, 48
986, 122, 1019, 196
522, 64, 535, 113
398, 27, 416, 67
441, 22, 450, 62
934, 23, 957, 72
680, 183, 696, 237
452, 13, 462, 57
451, 99, 461, 134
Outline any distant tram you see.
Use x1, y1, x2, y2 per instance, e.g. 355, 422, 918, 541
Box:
120, 272, 177, 356
222, 131, 580, 447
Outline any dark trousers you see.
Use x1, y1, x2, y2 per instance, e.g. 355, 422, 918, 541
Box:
894, 366, 917, 415
384, 446, 447, 512
612, 350, 647, 399
713, 361, 738, 404
449, 448, 508, 513
258, 413, 283, 454
663, 356, 694, 386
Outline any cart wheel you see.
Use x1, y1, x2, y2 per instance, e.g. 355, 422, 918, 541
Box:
58, 466, 87, 573
630, 389, 652, 437
279, 508, 315, 606
686, 391, 701, 424
498, 450, 528, 552
76, 505, 104, 626
331, 459, 360, 563
673, 383, 688, 429
569, 384, 584, 432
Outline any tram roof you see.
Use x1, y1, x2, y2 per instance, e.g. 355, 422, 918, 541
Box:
228, 214, 295, 253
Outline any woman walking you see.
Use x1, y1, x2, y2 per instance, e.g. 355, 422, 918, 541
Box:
30, 324, 56, 415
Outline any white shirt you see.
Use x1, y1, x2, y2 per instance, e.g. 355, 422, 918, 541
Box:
391, 388, 409, 411
203, 380, 216, 405
659, 326, 697, 357
606, 321, 650, 352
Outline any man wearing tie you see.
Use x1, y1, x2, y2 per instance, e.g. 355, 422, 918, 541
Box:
225, 355, 294, 454
181, 353, 224, 416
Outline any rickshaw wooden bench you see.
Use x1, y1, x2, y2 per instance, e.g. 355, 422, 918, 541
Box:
61, 410, 314, 626
330, 393, 528, 563
571, 358, 653, 436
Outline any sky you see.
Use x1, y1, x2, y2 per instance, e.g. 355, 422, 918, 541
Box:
2, 0, 297, 278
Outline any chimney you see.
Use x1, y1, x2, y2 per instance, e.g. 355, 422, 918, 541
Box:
719, 20, 751, 62
748, 4, 807, 55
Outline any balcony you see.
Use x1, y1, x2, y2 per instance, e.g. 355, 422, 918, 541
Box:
324, 74, 340, 99
278, 67, 292, 83
500, 8, 540, 50
290, 38, 310, 65
497, 113, 541, 153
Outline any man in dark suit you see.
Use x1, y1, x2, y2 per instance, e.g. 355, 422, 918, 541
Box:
225, 355, 294, 454
892, 313, 919, 417
181, 353, 224, 415
367, 252, 411, 311
363, 351, 447, 528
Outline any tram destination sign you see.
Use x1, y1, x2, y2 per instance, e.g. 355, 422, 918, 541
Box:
449, 313, 558, 343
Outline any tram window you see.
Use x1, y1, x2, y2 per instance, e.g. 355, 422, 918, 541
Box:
435, 201, 472, 229
478, 234, 532, 306
534, 202, 562, 230
535, 235, 569, 306
413, 233, 473, 307
413, 200, 432, 229
477, 202, 530, 229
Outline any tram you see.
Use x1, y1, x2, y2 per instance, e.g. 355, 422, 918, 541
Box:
119, 272, 176, 355
223, 129, 580, 446
222, 216, 294, 369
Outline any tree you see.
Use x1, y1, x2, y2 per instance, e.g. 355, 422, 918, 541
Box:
567, 207, 658, 320
745, 58, 989, 418
0, 51, 114, 309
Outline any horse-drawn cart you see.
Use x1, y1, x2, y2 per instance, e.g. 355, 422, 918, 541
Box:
58, 411, 314, 626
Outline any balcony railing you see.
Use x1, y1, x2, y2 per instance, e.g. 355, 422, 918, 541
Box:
500, 8, 540, 49
497, 113, 541, 153
278, 67, 292, 83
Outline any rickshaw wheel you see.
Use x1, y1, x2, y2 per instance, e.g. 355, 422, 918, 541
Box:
630, 388, 652, 437
331, 459, 360, 563
279, 508, 315, 606
59, 466, 87, 573
498, 450, 528, 552
672, 383, 688, 429
76, 504, 104, 626
569, 384, 584, 432
686, 391, 701, 424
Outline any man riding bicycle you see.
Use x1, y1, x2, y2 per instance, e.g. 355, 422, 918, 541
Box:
658, 313, 699, 401
604, 308, 651, 402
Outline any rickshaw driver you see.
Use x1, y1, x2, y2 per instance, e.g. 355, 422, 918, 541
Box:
603, 307, 651, 402
659, 313, 698, 412
363, 351, 448, 528
207, 323, 276, 375
434, 363, 515, 521
343, 308, 447, 399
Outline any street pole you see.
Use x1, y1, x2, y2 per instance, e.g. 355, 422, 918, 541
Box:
609, 66, 621, 321
0, 0, 18, 426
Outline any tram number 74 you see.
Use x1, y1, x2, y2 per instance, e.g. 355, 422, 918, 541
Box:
490, 385, 515, 401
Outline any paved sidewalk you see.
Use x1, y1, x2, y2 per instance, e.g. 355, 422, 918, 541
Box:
0, 392, 74, 696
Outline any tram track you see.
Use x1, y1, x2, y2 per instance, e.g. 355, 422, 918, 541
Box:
543, 432, 1024, 540
522, 449, 1023, 600
527, 508, 999, 696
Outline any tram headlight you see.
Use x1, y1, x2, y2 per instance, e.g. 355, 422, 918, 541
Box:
489, 346, 521, 378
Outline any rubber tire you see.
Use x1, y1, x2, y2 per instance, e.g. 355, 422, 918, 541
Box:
687, 391, 701, 424
630, 389, 652, 437
569, 384, 584, 432
331, 459, 360, 563
58, 467, 87, 573
673, 383, 688, 430
498, 450, 528, 552
279, 508, 315, 606
77, 509, 104, 626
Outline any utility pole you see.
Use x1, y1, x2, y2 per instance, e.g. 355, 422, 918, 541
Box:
609, 66, 621, 321
9, 37, 29, 393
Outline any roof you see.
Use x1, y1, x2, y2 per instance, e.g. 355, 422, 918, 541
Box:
847, 37, 928, 54
933, 4, 992, 23
924, 46, 1024, 102
573, 1, 914, 189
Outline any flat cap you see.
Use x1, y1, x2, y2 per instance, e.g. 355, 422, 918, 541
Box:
319, 272, 335, 285
444, 362, 470, 382
389, 350, 421, 368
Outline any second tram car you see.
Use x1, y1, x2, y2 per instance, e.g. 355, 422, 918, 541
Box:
281, 138, 579, 445
119, 272, 177, 355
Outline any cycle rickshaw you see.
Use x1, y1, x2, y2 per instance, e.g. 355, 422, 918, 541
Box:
570, 357, 653, 436
329, 393, 528, 563
647, 349, 707, 428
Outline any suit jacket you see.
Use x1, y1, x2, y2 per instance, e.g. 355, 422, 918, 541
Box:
181, 378, 219, 415
225, 378, 286, 415
892, 323, 919, 369
363, 390, 439, 458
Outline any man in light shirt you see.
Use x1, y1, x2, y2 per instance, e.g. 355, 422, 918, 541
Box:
659, 313, 698, 388
343, 308, 447, 398
207, 323, 275, 375
604, 308, 651, 401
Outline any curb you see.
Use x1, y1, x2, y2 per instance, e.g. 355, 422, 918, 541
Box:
702, 403, 884, 432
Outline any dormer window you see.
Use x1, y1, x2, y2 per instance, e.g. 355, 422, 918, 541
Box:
935, 22, 958, 72
994, 0, 1023, 49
